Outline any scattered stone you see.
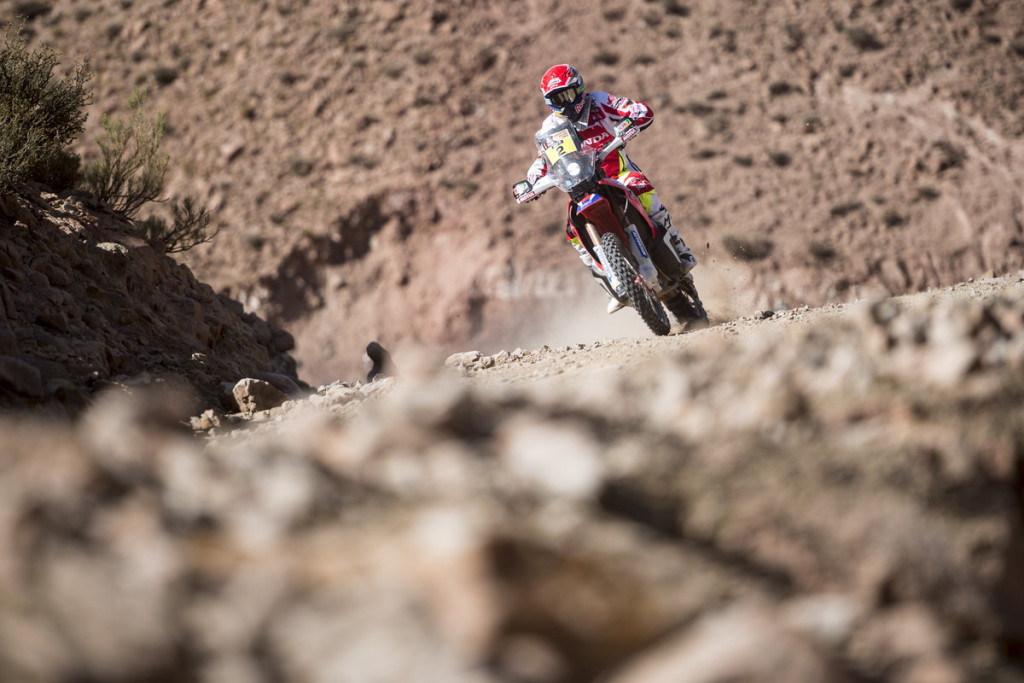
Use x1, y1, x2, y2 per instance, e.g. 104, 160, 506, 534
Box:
232, 377, 288, 415
364, 341, 397, 382
445, 350, 483, 375
608, 606, 847, 683
252, 371, 303, 396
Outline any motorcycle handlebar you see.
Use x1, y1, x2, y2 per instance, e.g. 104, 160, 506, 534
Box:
532, 176, 556, 195
517, 136, 625, 204
598, 136, 624, 162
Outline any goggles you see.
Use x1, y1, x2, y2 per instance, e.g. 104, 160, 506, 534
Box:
545, 85, 584, 112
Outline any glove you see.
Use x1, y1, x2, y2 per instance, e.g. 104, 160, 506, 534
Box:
614, 118, 638, 142
513, 179, 538, 204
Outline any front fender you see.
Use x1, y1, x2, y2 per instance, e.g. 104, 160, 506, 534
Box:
571, 192, 627, 245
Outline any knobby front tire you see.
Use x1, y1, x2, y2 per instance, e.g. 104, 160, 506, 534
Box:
599, 231, 671, 336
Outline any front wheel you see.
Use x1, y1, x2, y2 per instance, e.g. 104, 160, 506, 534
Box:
600, 232, 671, 336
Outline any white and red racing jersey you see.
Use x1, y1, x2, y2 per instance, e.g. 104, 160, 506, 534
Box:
526, 91, 654, 185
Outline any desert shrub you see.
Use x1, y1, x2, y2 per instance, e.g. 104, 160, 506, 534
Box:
717, 28, 737, 53
830, 200, 864, 217
767, 150, 792, 167
82, 90, 216, 253
882, 209, 905, 227
12, 2, 51, 20
722, 234, 773, 261
138, 196, 218, 254
30, 148, 81, 193
682, 99, 715, 116
808, 240, 836, 262
347, 152, 377, 169
662, 0, 689, 17
0, 22, 92, 195
768, 80, 797, 97
704, 112, 730, 136
81, 89, 168, 217
473, 49, 497, 72
845, 26, 884, 51
930, 140, 965, 171
783, 23, 804, 52
289, 157, 313, 177
152, 64, 179, 86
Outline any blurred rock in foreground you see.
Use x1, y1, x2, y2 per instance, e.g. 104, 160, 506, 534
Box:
2, 279, 1024, 682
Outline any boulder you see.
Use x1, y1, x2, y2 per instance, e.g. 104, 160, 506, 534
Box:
232, 377, 288, 415
252, 371, 303, 396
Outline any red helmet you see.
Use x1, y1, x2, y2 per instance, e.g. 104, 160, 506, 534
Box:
540, 64, 587, 120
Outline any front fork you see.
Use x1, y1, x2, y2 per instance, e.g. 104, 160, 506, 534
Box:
623, 224, 660, 291
580, 222, 660, 296
584, 223, 622, 292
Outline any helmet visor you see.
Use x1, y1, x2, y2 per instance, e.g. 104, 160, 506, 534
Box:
545, 85, 583, 112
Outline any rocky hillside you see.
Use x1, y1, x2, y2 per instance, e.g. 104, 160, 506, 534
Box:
0, 184, 300, 416
7, 0, 1023, 383
2, 275, 1024, 682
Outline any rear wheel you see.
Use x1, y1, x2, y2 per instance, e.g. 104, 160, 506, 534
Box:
665, 276, 709, 330
599, 232, 670, 336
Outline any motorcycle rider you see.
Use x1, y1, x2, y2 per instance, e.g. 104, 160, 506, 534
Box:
524, 64, 697, 313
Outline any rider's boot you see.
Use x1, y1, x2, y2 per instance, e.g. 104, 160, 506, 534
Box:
571, 239, 595, 270
572, 238, 631, 314
592, 269, 629, 314
651, 205, 697, 274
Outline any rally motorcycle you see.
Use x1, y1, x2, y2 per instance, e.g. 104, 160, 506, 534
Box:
512, 118, 707, 336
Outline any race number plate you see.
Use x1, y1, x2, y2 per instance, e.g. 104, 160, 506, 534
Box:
543, 129, 577, 164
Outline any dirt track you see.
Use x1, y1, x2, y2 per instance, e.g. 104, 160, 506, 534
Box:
450, 274, 1024, 390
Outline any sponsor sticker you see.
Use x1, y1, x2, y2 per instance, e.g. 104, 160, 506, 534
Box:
628, 225, 650, 259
